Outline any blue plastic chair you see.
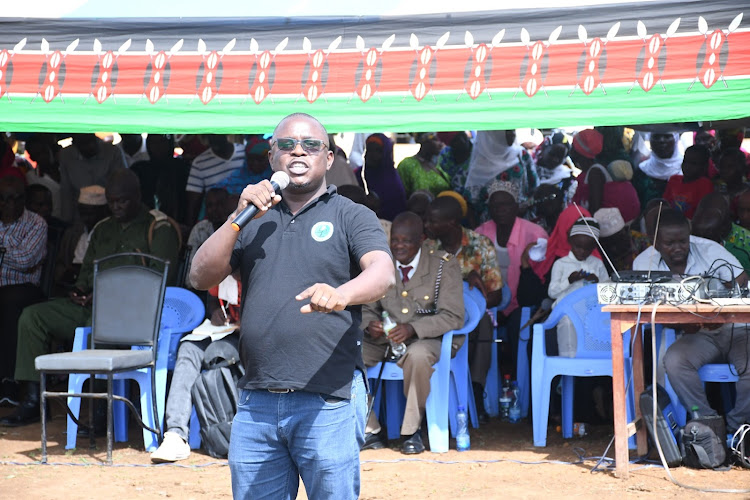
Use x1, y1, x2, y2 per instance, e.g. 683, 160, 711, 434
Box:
485, 284, 511, 418
65, 287, 205, 451
661, 328, 739, 428
531, 284, 636, 447
449, 285, 486, 433
515, 306, 533, 419
367, 282, 483, 453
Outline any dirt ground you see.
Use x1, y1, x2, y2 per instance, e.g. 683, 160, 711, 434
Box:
0, 404, 748, 500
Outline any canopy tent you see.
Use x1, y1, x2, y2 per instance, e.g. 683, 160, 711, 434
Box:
0, 0, 748, 133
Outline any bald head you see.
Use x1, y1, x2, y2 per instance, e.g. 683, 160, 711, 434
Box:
273, 113, 329, 147
392, 211, 424, 237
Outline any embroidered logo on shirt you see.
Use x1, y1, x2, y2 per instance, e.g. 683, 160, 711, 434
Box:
311, 221, 334, 242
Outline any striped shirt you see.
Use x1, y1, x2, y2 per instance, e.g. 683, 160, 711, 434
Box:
0, 209, 47, 287
185, 143, 245, 193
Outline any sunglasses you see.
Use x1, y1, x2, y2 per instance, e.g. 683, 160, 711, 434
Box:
273, 138, 328, 154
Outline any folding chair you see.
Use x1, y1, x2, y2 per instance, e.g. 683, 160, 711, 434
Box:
36, 252, 169, 464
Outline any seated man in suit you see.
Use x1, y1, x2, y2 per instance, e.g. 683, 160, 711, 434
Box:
361, 211, 464, 454
633, 208, 750, 434
1, 169, 180, 426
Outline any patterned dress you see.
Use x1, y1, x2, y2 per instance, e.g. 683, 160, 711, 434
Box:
426, 227, 503, 294
724, 223, 750, 273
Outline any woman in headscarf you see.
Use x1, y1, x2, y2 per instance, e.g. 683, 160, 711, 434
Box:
632, 132, 683, 207
355, 133, 407, 221
464, 130, 538, 223
396, 132, 451, 198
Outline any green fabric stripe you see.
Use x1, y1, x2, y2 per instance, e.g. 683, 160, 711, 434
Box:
2, 79, 749, 133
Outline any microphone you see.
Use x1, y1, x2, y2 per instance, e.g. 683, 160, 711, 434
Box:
230, 171, 291, 232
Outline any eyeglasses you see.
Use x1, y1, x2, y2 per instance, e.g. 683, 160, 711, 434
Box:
273, 138, 328, 154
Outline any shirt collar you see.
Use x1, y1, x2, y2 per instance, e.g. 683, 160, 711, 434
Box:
398, 248, 421, 269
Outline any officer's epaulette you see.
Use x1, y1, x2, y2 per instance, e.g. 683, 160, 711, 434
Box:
440, 252, 453, 262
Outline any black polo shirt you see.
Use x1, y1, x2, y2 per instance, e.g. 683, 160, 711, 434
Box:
230, 186, 391, 398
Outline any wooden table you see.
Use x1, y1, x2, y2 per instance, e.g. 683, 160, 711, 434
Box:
602, 303, 750, 479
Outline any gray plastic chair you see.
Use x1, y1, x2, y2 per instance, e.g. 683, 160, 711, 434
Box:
36, 252, 169, 465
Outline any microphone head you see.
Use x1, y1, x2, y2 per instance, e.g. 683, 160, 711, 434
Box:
270, 171, 291, 190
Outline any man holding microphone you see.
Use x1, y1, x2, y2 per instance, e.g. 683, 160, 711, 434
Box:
190, 113, 394, 500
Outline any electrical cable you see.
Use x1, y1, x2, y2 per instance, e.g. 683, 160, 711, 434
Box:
648, 301, 750, 494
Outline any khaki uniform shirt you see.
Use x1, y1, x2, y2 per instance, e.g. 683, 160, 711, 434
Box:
362, 244, 465, 343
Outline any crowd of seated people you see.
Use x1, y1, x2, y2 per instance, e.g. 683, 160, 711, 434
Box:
0, 125, 749, 454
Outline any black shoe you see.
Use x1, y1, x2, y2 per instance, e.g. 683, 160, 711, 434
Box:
0, 401, 40, 427
0, 381, 40, 427
478, 407, 490, 425
0, 379, 20, 407
361, 431, 385, 450
473, 383, 489, 425
401, 431, 425, 455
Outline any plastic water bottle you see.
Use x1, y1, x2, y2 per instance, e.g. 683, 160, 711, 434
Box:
499, 374, 512, 421
555, 423, 587, 436
508, 381, 521, 423
690, 405, 701, 420
456, 405, 470, 451
381, 311, 407, 358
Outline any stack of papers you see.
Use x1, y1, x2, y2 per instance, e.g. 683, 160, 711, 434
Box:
180, 319, 237, 342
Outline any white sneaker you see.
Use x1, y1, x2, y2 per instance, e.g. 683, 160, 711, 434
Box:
150, 431, 190, 463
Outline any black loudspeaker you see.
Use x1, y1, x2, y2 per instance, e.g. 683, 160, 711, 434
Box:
640, 384, 682, 467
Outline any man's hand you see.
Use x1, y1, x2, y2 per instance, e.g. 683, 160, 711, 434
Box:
210, 308, 229, 326
388, 324, 416, 344
69, 288, 92, 307
232, 179, 281, 222
366, 320, 385, 339
297, 283, 349, 314
465, 270, 487, 296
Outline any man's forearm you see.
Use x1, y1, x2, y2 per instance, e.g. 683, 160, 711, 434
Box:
189, 221, 238, 290
338, 251, 395, 307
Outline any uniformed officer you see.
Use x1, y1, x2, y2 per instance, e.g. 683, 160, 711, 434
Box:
361, 211, 464, 454
2, 169, 180, 426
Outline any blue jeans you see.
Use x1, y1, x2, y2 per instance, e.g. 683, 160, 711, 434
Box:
229, 370, 366, 500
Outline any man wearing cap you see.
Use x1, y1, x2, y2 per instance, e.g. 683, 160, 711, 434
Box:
593, 207, 633, 274
54, 185, 111, 294
59, 133, 127, 223
2, 169, 180, 426
0, 176, 47, 404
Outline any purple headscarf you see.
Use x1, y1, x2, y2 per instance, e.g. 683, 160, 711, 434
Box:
355, 133, 407, 221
